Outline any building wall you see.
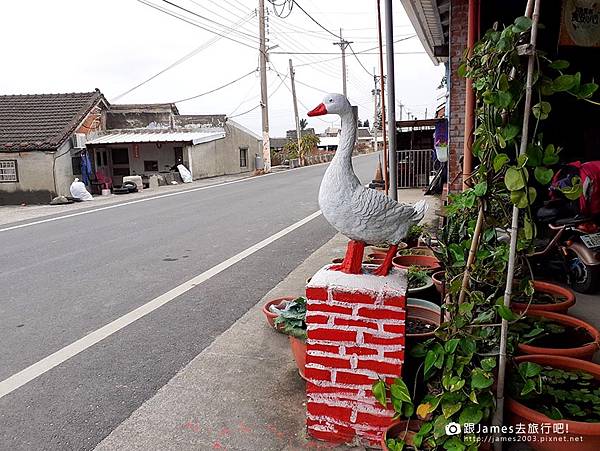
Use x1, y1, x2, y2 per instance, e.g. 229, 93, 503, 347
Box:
0, 151, 56, 204
448, 0, 470, 192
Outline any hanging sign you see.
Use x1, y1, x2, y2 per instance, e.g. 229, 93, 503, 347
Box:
559, 0, 600, 47
133, 143, 140, 159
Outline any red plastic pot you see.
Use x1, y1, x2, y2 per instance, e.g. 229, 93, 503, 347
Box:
392, 254, 441, 272
507, 355, 600, 451
289, 335, 307, 380
262, 296, 295, 330
511, 281, 576, 314
431, 270, 445, 295
517, 310, 600, 361
381, 420, 422, 451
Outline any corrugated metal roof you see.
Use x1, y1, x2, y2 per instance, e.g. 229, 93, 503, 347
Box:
318, 136, 339, 147
86, 130, 226, 146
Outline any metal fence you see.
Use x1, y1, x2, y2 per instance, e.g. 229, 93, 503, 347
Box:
396, 149, 436, 189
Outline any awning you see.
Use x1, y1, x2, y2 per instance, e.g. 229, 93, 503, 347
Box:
399, 0, 449, 65
86, 130, 226, 146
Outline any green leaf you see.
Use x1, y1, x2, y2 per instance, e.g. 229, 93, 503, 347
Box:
471, 369, 494, 389
498, 73, 510, 91
482, 91, 497, 105
386, 438, 406, 451
459, 405, 484, 425
517, 154, 528, 168
576, 82, 599, 99
433, 415, 451, 439
497, 91, 513, 109
481, 357, 497, 371
534, 167, 554, 185
372, 380, 387, 408
502, 124, 520, 141
519, 361, 542, 377
552, 74, 578, 92
505, 167, 525, 191
513, 16, 533, 32
521, 379, 537, 396
445, 338, 460, 354
473, 181, 487, 197
496, 304, 518, 321
549, 60, 570, 70
524, 215, 535, 240
442, 401, 462, 419
469, 390, 478, 404
493, 154, 510, 172
543, 144, 560, 165
526, 145, 543, 166
460, 338, 476, 355
532, 101, 552, 120
390, 378, 412, 403
511, 187, 537, 208
457, 63, 468, 78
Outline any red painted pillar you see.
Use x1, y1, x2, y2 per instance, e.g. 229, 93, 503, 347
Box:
305, 265, 407, 447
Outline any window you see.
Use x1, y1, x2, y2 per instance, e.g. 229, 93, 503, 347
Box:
0, 160, 18, 182
111, 148, 129, 164
239, 147, 248, 168
144, 160, 159, 172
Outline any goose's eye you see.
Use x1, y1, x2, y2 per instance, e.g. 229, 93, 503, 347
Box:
329, 98, 333, 102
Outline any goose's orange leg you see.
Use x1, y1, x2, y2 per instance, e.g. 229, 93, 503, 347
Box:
372, 244, 398, 276
329, 240, 365, 274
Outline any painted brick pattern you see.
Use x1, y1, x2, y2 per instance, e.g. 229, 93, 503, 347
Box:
305, 265, 407, 447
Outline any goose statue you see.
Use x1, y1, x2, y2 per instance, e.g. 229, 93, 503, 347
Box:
308, 93, 427, 276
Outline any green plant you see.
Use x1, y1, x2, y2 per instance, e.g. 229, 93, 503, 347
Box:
408, 266, 430, 290
406, 225, 425, 243
510, 362, 600, 422
283, 134, 321, 164
273, 296, 307, 338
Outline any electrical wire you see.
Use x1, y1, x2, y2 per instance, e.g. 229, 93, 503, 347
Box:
186, 0, 258, 36
112, 11, 255, 101
137, 0, 257, 50
228, 71, 289, 118
291, 0, 340, 39
173, 69, 258, 103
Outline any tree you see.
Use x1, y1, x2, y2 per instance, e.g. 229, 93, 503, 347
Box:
363, 119, 370, 128
283, 133, 320, 165
299, 118, 308, 130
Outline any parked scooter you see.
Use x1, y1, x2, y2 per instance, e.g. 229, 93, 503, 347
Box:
529, 202, 600, 293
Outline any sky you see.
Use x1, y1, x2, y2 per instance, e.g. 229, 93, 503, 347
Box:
0, 0, 445, 136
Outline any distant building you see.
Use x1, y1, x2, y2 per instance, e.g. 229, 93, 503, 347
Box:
286, 128, 316, 139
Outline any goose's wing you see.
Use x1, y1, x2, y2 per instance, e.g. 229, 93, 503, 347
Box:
350, 186, 425, 236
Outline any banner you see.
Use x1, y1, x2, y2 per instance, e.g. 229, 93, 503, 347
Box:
559, 0, 600, 47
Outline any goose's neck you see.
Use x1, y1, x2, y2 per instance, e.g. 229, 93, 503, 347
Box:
332, 110, 357, 170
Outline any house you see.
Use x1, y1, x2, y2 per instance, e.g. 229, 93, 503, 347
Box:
356, 127, 373, 150
0, 92, 262, 204
286, 128, 316, 139
87, 106, 261, 187
400, 0, 600, 192
0, 90, 108, 204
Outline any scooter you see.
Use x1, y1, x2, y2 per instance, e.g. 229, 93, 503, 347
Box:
529, 205, 600, 293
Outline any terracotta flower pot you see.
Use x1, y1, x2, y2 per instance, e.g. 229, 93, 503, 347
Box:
517, 310, 600, 361
406, 299, 442, 340
262, 296, 295, 330
511, 281, 576, 314
392, 254, 442, 273
406, 275, 434, 297
367, 252, 387, 265
402, 246, 436, 257
431, 270, 446, 294
381, 419, 423, 451
370, 242, 408, 254
288, 335, 307, 380
507, 355, 600, 451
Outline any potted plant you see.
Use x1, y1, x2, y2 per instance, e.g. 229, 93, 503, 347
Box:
370, 242, 408, 254
262, 296, 297, 329
507, 355, 600, 451
273, 296, 308, 380
431, 270, 446, 295
510, 311, 600, 361
511, 280, 576, 313
393, 255, 442, 273
405, 224, 425, 248
406, 266, 434, 297
399, 247, 437, 257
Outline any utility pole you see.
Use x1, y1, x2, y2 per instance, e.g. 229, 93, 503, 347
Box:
333, 29, 352, 97
398, 101, 404, 121
385, 0, 397, 200
259, 0, 271, 172
289, 59, 302, 162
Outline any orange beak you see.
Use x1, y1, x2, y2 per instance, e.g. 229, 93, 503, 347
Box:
308, 103, 327, 117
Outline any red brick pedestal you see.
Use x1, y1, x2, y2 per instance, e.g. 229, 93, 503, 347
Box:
305, 264, 407, 447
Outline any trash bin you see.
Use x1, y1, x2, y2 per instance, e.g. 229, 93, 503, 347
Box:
255, 155, 264, 170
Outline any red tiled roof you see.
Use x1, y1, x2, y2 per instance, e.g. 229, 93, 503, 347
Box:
0, 91, 104, 151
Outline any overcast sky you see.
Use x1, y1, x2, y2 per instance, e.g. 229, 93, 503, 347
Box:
0, 0, 444, 136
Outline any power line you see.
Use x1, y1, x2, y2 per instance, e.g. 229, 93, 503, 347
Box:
160, 0, 258, 41
137, 0, 257, 50
173, 69, 258, 103
186, 0, 258, 36
270, 51, 424, 55
228, 71, 289, 118
348, 43, 373, 77
291, 0, 340, 39
112, 12, 255, 101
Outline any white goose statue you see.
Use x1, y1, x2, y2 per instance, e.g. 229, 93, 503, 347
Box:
308, 93, 427, 276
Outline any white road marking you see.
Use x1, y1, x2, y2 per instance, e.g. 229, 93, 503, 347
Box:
0, 153, 373, 233
0, 210, 323, 399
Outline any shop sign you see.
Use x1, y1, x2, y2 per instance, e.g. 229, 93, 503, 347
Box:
560, 0, 600, 47
133, 143, 140, 159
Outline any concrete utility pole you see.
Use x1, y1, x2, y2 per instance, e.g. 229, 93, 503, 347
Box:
259, 0, 271, 172
289, 59, 302, 160
385, 0, 397, 200
333, 29, 353, 97
398, 101, 404, 121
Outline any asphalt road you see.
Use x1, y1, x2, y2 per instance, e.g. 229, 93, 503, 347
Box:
0, 153, 378, 451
